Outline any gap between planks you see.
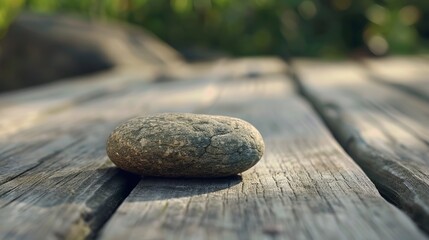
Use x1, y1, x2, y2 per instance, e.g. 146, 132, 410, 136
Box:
97, 70, 425, 240
0, 58, 284, 240
292, 59, 429, 234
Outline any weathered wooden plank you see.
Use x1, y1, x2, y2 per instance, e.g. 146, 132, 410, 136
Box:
0, 57, 284, 239
293, 59, 429, 233
0, 58, 283, 138
0, 69, 153, 137
0, 67, 228, 239
98, 73, 425, 239
364, 56, 429, 102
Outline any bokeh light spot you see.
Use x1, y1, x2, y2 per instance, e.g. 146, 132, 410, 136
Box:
366, 4, 387, 25
399, 6, 420, 26
298, 1, 317, 20
367, 35, 389, 55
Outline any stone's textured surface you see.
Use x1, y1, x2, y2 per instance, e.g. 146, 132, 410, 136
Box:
107, 113, 265, 177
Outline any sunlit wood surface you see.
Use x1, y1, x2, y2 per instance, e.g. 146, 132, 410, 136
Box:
0, 57, 428, 239
294, 57, 429, 233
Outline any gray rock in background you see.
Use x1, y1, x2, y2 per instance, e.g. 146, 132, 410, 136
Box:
0, 12, 183, 92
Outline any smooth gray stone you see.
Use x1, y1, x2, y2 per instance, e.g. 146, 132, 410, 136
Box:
107, 113, 265, 177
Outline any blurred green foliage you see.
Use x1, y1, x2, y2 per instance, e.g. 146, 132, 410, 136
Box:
0, 0, 24, 38
1, 0, 428, 58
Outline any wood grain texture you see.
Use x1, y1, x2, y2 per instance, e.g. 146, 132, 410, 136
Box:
0, 57, 282, 138
98, 73, 425, 239
364, 56, 429, 102
0, 61, 231, 239
0, 69, 153, 137
293, 60, 429, 233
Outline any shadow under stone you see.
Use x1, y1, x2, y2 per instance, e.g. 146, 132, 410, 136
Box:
130, 175, 243, 201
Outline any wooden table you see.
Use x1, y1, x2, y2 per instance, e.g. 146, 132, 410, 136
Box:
0, 57, 428, 240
